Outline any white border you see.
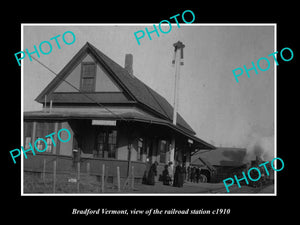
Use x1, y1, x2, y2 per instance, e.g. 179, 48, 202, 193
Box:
21, 23, 24, 195
21, 23, 277, 196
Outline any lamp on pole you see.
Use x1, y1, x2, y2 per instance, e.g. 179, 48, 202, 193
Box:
170, 41, 185, 167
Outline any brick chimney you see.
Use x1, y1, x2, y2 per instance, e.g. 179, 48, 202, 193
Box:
124, 54, 133, 76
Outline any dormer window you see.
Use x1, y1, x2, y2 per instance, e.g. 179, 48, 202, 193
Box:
80, 62, 96, 92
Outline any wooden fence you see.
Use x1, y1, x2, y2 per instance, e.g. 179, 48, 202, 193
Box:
23, 153, 147, 193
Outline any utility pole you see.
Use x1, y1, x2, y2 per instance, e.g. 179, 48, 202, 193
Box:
170, 41, 185, 168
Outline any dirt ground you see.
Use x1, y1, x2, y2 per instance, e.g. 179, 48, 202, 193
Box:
118, 181, 275, 194
23, 172, 274, 194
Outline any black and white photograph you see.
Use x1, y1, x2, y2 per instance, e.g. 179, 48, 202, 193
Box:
4, 7, 296, 220
21, 24, 276, 195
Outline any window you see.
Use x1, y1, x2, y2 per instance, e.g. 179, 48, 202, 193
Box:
35, 137, 44, 151
81, 62, 96, 92
35, 122, 55, 153
24, 122, 33, 147
25, 137, 31, 149
46, 137, 53, 152
159, 140, 168, 164
36, 122, 55, 137
108, 130, 117, 158
95, 130, 117, 159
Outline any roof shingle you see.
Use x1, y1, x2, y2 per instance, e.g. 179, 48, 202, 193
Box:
36, 42, 196, 135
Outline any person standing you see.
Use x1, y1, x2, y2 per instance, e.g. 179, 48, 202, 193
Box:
191, 167, 195, 183
162, 165, 171, 185
182, 163, 187, 182
167, 161, 174, 185
173, 162, 184, 188
142, 161, 151, 184
178, 163, 184, 187
147, 161, 158, 185
173, 163, 179, 187
187, 165, 191, 182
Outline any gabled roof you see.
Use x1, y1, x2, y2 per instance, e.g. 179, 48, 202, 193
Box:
36, 42, 195, 135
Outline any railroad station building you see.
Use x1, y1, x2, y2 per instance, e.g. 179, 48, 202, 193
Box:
23, 42, 214, 182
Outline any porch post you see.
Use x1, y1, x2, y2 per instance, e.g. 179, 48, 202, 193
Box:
170, 138, 175, 165
31, 121, 36, 147
53, 122, 59, 154
185, 149, 191, 167
142, 137, 148, 162
127, 143, 132, 177
185, 141, 192, 168
151, 137, 158, 163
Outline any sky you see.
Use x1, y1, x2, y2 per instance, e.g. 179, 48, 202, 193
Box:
22, 24, 275, 149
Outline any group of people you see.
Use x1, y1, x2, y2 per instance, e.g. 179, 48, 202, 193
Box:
143, 161, 187, 188
186, 166, 202, 183
162, 161, 186, 187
